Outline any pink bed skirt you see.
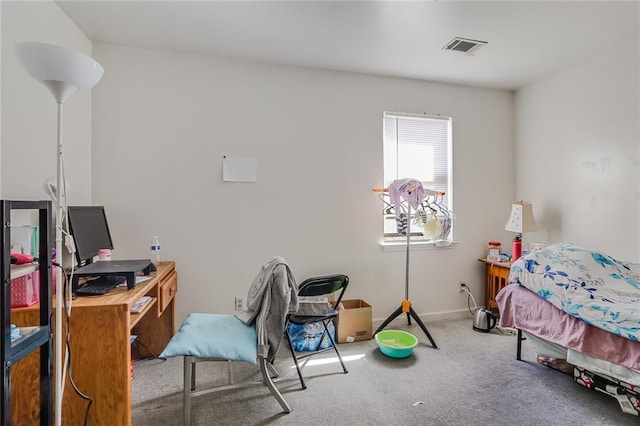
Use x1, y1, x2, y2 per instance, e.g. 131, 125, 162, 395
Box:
497, 284, 640, 372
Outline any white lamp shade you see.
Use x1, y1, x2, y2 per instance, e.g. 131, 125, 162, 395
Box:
505, 200, 538, 234
15, 41, 104, 103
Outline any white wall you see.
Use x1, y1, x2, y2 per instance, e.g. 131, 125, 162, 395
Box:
91, 44, 515, 325
0, 2, 516, 327
1, 1, 93, 206
515, 37, 640, 260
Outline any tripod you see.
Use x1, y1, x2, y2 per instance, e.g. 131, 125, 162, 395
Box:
375, 202, 438, 349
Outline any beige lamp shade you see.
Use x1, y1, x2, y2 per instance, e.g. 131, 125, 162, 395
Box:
505, 200, 538, 234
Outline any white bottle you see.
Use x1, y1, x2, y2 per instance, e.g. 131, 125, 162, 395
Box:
150, 236, 161, 265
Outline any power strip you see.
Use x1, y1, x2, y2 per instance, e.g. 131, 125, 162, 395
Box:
497, 326, 517, 336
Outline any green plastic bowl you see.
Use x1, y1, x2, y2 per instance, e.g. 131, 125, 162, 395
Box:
375, 330, 419, 358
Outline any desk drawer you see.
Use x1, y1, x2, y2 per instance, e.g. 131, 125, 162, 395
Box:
159, 271, 178, 313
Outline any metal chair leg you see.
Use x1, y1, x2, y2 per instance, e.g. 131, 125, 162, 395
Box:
259, 358, 292, 413
322, 320, 348, 374
184, 356, 193, 426
285, 329, 307, 389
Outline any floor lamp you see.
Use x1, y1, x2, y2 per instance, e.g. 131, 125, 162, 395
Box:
15, 42, 104, 426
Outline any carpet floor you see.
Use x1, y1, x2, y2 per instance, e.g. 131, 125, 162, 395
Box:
131, 318, 638, 425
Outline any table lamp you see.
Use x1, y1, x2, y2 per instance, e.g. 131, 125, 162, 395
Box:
505, 200, 538, 261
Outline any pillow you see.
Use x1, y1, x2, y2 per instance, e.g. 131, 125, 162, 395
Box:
160, 313, 258, 364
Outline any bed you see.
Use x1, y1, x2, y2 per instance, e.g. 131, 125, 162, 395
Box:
496, 243, 640, 415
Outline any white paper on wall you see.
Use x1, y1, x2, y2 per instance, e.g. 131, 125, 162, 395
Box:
222, 156, 258, 182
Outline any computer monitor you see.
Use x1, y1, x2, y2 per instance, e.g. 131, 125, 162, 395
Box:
67, 206, 114, 266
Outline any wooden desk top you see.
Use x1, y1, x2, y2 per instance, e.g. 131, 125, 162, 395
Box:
13, 261, 175, 311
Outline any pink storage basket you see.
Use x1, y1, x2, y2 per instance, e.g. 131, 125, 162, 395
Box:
11, 270, 40, 308
10, 268, 57, 308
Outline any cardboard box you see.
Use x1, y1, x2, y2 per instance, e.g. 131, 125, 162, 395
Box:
335, 299, 372, 343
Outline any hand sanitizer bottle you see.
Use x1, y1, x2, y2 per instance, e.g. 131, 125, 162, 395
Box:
150, 236, 161, 265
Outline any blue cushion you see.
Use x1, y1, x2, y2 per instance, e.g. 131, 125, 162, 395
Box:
160, 313, 258, 364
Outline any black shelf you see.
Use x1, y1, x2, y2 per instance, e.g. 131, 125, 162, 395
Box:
9, 326, 50, 365
1, 200, 52, 425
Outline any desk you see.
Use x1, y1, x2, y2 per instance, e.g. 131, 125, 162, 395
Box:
10, 261, 177, 425
477, 259, 511, 311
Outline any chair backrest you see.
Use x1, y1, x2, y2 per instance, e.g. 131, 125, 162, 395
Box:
297, 274, 349, 310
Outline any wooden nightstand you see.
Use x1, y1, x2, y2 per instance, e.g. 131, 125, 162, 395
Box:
478, 259, 511, 311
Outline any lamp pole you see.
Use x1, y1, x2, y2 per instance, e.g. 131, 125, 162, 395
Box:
55, 101, 64, 426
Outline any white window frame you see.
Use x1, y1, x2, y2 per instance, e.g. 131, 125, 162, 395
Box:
381, 112, 453, 249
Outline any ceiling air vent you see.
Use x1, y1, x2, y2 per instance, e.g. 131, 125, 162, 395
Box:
442, 37, 487, 56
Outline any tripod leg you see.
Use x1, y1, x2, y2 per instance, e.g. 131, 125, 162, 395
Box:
408, 307, 438, 349
406, 312, 412, 325
374, 305, 404, 335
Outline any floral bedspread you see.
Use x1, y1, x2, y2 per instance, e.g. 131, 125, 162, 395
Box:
509, 243, 640, 342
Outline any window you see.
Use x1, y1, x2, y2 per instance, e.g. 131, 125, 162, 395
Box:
382, 112, 453, 243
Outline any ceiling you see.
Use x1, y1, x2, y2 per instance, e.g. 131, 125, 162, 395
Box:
56, 1, 639, 90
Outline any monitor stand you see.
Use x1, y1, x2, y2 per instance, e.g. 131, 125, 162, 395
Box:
71, 259, 153, 292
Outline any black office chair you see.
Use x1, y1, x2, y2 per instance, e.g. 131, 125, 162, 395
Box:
284, 274, 349, 390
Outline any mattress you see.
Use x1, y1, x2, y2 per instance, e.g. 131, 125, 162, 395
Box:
497, 284, 640, 375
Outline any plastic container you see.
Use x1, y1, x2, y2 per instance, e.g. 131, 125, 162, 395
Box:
98, 249, 112, 261
487, 241, 501, 261
150, 236, 161, 265
375, 330, 418, 358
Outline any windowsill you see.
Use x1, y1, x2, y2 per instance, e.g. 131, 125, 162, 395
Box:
379, 240, 458, 252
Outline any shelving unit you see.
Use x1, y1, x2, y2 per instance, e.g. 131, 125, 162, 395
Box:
1, 200, 52, 425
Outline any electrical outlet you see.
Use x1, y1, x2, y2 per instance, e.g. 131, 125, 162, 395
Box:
234, 296, 245, 311
459, 282, 467, 292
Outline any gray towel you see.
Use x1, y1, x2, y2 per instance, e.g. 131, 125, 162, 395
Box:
236, 257, 299, 361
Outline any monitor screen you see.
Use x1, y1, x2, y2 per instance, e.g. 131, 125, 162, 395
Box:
67, 206, 114, 265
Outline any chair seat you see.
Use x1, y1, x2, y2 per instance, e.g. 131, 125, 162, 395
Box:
288, 311, 339, 325
160, 313, 258, 364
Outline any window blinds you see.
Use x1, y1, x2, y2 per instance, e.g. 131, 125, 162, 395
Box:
383, 112, 452, 200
